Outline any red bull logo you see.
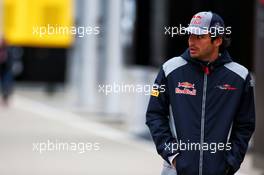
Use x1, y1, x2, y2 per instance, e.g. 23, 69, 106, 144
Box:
178, 82, 195, 89
193, 15, 202, 19
191, 15, 202, 25
176, 82, 196, 96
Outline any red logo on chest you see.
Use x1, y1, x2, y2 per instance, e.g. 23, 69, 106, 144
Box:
176, 82, 196, 96
215, 84, 237, 90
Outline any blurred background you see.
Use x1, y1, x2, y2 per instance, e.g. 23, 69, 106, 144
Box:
0, 0, 264, 174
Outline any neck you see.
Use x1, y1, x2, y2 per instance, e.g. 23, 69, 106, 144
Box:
198, 50, 219, 63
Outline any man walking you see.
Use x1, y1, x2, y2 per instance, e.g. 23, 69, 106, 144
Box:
146, 11, 255, 175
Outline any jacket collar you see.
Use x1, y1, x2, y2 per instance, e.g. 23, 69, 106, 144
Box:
180, 49, 233, 74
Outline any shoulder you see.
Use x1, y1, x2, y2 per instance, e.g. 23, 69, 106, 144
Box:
224, 62, 249, 80
162, 56, 187, 77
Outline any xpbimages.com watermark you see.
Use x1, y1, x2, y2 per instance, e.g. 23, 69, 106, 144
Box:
164, 24, 232, 38
98, 82, 165, 96
32, 24, 100, 38
165, 140, 231, 154
32, 140, 100, 154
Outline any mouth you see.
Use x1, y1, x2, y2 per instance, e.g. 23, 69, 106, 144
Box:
189, 47, 198, 54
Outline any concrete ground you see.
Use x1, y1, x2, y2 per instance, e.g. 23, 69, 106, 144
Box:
0, 95, 163, 175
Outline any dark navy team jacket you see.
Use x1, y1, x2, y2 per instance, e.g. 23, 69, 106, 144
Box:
146, 49, 255, 175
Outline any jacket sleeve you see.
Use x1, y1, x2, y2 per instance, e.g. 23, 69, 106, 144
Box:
226, 73, 256, 174
145, 68, 178, 164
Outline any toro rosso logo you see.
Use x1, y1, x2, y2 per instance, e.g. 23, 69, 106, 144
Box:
176, 82, 196, 96
215, 84, 237, 90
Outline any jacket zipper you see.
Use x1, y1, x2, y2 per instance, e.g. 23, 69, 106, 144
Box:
199, 72, 208, 175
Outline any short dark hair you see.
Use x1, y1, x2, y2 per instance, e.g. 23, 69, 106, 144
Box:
211, 35, 231, 52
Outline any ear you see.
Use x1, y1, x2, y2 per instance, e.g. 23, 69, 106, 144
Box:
214, 37, 223, 47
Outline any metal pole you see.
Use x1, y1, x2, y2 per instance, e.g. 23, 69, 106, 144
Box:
105, 0, 123, 114
78, 0, 100, 110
